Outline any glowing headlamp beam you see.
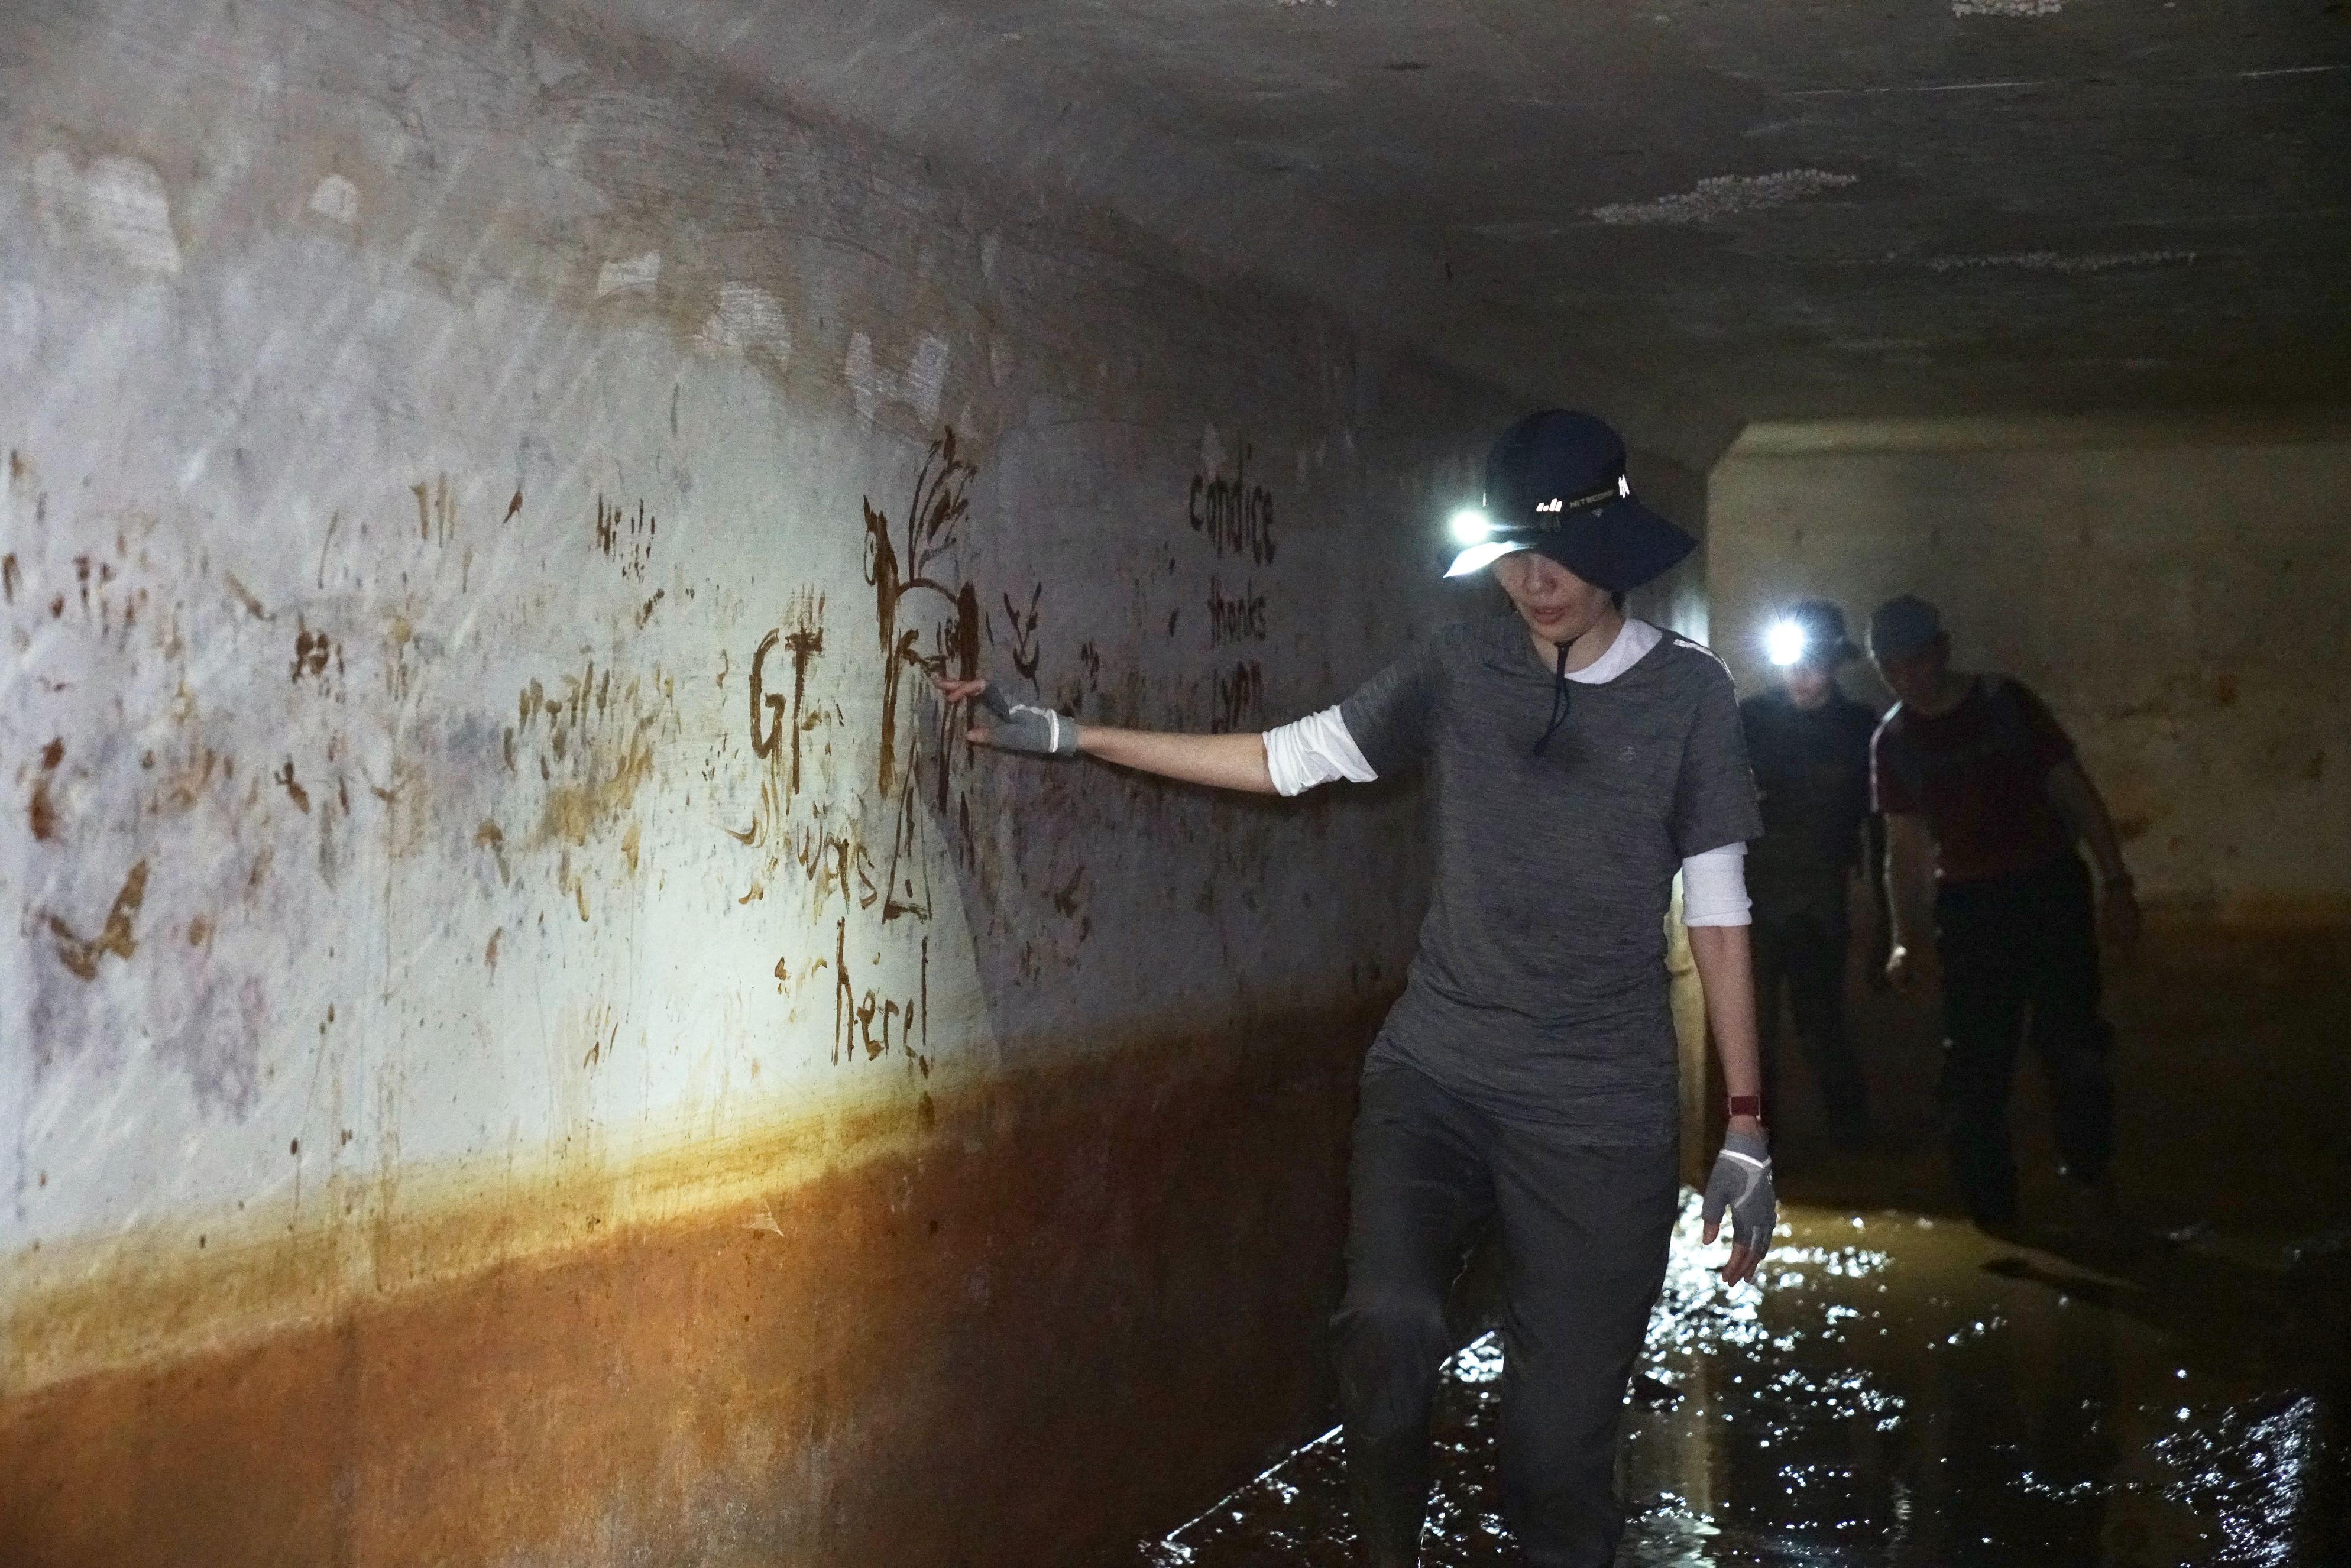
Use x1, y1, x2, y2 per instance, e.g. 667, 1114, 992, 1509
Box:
1764, 619, 1811, 668
1448, 507, 1495, 546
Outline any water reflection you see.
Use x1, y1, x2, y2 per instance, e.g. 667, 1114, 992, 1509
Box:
1118, 1198, 2344, 1566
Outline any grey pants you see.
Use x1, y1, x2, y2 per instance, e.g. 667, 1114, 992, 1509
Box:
1332, 1065, 1679, 1567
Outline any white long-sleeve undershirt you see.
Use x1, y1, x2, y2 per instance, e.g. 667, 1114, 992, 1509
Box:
1678, 843, 1751, 927
1260, 618, 1752, 926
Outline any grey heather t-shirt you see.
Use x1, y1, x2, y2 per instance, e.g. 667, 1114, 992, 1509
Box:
1340, 614, 1763, 1143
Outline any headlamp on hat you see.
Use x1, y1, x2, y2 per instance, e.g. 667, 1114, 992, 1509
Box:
1448, 507, 1497, 545
1440, 411, 1696, 592
1764, 600, 1860, 669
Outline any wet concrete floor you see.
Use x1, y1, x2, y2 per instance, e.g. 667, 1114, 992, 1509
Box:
1104, 926, 2351, 1566
1114, 1194, 2349, 1567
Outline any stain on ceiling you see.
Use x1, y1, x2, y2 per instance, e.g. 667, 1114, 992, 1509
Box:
578, 0, 2351, 459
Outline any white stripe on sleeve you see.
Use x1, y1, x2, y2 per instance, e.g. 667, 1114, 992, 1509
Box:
1680, 842, 1753, 927
1262, 705, 1380, 797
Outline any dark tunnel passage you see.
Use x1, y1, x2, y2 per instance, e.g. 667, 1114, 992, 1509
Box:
3, 2, 2347, 1567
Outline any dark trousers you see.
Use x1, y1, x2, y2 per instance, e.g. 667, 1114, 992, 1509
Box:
1934, 854, 2116, 1225
1751, 890, 1869, 1141
1332, 1065, 1678, 1567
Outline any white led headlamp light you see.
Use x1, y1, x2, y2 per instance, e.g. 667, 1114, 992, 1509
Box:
1443, 474, 1635, 578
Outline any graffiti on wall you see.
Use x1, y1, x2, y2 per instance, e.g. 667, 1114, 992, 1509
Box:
594, 494, 656, 581
749, 592, 825, 798
863, 427, 980, 801
727, 428, 1020, 1075
1188, 438, 1275, 565
1187, 430, 1280, 733
1212, 660, 1267, 734
1206, 576, 1267, 647
1000, 584, 1043, 685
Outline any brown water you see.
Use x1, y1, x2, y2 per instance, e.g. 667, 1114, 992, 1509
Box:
1110, 1197, 2349, 1566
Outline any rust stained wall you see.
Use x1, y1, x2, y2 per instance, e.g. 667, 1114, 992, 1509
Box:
0, 1, 1510, 1560
1, 1010, 1378, 1567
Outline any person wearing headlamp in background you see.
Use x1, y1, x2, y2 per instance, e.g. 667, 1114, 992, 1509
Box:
1738, 601, 1881, 1156
937, 410, 1774, 1568
1868, 594, 2139, 1240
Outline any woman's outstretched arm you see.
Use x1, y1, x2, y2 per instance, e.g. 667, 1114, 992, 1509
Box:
935, 677, 1277, 794
1076, 724, 1277, 793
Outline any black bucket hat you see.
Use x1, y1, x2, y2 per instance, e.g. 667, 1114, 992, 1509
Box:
1444, 410, 1696, 592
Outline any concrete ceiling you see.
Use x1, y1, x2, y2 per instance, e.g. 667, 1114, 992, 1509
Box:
583, 0, 2351, 461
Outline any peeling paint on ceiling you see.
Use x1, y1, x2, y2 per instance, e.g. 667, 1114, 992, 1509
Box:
1589, 170, 1860, 228
1923, 250, 2198, 276
1951, 0, 2064, 18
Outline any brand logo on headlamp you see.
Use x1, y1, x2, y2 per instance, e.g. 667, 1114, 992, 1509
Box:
1530, 475, 1634, 523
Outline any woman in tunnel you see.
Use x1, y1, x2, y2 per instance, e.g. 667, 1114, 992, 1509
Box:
936, 409, 1774, 1568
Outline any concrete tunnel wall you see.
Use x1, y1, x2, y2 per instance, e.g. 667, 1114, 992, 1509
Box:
1706, 419, 2351, 1224
0, 4, 1592, 1563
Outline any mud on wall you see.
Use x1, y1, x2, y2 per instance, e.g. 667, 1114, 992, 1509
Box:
0, 2, 1510, 1561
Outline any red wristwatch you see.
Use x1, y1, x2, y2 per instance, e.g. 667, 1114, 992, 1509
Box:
1727, 1095, 1764, 1120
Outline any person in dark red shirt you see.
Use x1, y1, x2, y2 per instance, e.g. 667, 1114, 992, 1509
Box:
1867, 595, 2140, 1233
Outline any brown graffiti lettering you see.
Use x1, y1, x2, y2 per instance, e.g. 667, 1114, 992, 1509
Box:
747, 596, 825, 802
749, 630, 786, 760
782, 628, 824, 796
412, 474, 462, 546
833, 917, 930, 1065
290, 618, 337, 685
276, 760, 311, 813
28, 737, 63, 841
594, 495, 656, 580
49, 860, 148, 980
881, 767, 931, 923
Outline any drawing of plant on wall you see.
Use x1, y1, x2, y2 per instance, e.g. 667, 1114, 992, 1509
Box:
862, 427, 990, 924
863, 426, 982, 803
